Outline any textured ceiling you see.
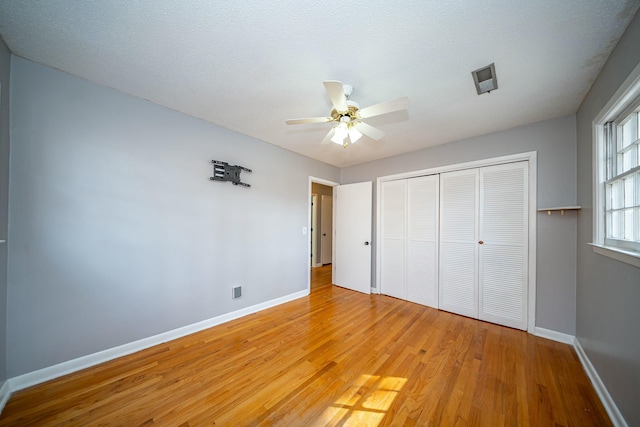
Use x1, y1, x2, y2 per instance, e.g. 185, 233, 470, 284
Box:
0, 1, 638, 167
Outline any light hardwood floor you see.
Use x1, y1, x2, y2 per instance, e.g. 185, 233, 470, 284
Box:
0, 265, 610, 426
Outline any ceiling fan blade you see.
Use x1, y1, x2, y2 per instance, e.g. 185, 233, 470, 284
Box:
354, 122, 386, 140
321, 128, 335, 144
358, 96, 410, 119
285, 117, 333, 125
323, 80, 348, 113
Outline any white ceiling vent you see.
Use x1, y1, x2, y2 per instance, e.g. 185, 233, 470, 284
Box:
472, 63, 498, 95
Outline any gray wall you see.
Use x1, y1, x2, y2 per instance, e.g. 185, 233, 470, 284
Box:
575, 10, 640, 426
0, 38, 11, 383
6, 57, 339, 377
341, 114, 578, 335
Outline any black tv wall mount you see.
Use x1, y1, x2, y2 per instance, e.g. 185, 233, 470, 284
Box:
210, 160, 251, 188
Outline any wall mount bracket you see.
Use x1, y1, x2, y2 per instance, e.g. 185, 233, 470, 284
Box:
210, 160, 251, 187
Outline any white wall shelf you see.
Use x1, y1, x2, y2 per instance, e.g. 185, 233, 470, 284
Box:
537, 206, 581, 215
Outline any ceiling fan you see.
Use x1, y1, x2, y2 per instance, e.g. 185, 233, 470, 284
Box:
285, 81, 409, 148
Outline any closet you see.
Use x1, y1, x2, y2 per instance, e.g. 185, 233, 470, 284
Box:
380, 175, 439, 308
380, 161, 529, 330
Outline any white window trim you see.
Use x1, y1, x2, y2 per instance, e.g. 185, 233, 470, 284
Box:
589, 243, 640, 268
592, 61, 640, 267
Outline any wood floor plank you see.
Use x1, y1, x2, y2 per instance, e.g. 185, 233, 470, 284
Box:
0, 264, 612, 426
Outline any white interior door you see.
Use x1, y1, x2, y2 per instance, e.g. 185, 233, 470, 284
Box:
320, 195, 333, 264
380, 179, 406, 299
407, 175, 439, 308
479, 162, 528, 330
439, 169, 479, 318
334, 182, 372, 294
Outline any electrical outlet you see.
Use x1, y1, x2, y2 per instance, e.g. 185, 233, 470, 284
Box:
232, 286, 242, 299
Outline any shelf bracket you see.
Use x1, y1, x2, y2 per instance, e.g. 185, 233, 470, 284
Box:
539, 206, 581, 216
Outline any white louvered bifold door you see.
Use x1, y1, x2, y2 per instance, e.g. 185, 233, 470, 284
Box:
479, 162, 528, 330
439, 169, 479, 318
407, 175, 439, 308
380, 179, 407, 300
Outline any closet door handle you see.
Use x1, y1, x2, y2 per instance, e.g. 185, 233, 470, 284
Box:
478, 241, 484, 244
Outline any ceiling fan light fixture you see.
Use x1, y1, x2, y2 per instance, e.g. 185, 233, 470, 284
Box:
331, 122, 349, 145
348, 125, 363, 143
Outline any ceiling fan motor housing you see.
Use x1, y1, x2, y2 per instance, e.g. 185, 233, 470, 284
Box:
332, 101, 360, 122
342, 84, 353, 99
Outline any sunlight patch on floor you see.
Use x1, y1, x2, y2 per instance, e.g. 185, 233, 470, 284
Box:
316, 374, 408, 426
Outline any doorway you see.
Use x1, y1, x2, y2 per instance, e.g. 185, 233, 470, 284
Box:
311, 182, 334, 267
308, 178, 374, 295
309, 177, 338, 291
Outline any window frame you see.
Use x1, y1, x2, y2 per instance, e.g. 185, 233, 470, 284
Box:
603, 104, 640, 251
592, 62, 640, 268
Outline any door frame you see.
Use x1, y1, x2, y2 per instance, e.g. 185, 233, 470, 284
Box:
308, 177, 339, 291
376, 151, 537, 333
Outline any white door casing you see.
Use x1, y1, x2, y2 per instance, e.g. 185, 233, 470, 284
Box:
334, 182, 372, 294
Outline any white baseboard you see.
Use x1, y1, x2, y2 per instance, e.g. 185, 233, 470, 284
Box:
533, 327, 575, 345
0, 381, 10, 413
533, 328, 626, 425
4, 289, 309, 404
0, 302, 627, 427
573, 338, 627, 427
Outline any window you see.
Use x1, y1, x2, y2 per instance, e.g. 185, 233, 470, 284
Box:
604, 103, 640, 252
593, 63, 640, 267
